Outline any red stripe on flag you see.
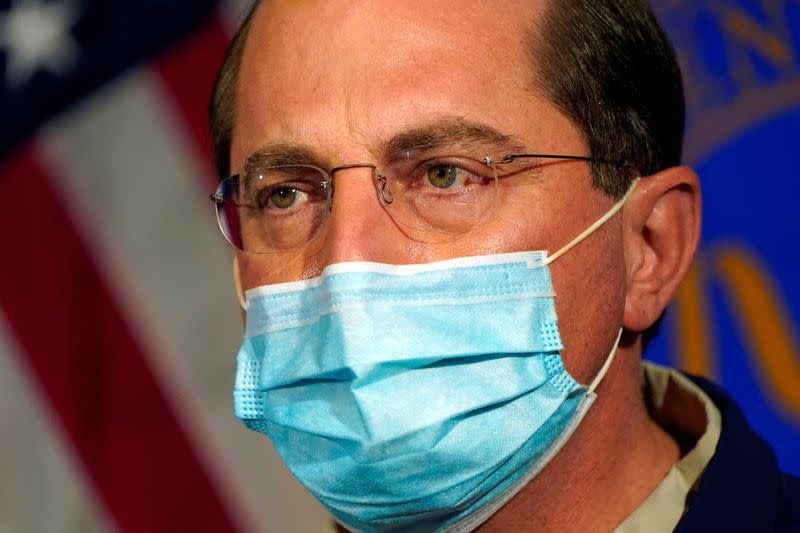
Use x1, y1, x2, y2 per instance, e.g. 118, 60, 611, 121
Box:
0, 148, 239, 533
153, 18, 231, 189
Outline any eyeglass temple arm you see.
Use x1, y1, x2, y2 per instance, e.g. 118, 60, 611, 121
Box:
486, 153, 636, 168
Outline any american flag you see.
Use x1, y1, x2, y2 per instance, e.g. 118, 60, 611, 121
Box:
0, 0, 327, 531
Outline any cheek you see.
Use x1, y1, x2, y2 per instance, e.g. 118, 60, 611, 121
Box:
240, 252, 327, 288
549, 220, 627, 384
237, 252, 261, 293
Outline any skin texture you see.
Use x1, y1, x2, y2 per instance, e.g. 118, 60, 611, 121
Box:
231, 0, 702, 530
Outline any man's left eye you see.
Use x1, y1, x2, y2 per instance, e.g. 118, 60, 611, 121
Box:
425, 165, 470, 189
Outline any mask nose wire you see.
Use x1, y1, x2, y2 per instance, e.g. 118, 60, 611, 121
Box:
543, 178, 639, 266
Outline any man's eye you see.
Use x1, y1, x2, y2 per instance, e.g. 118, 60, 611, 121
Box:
267, 187, 306, 209
426, 165, 470, 189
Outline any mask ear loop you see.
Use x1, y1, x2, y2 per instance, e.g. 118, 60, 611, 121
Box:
537, 179, 638, 393
233, 256, 248, 310
543, 178, 639, 266
589, 327, 623, 393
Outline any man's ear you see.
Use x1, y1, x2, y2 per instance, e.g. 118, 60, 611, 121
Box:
622, 167, 701, 332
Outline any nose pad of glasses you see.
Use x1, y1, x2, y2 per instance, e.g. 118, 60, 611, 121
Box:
319, 166, 409, 264
327, 163, 384, 210
376, 173, 394, 204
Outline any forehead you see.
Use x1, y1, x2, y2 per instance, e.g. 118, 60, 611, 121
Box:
233, 0, 555, 164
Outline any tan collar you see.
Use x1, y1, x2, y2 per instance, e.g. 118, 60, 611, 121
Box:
615, 362, 722, 533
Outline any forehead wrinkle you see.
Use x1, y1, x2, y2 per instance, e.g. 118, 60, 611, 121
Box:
379, 116, 527, 157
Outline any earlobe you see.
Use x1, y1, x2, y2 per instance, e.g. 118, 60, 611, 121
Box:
622, 167, 702, 332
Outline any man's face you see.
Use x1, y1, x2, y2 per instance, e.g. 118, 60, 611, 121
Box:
232, 0, 629, 382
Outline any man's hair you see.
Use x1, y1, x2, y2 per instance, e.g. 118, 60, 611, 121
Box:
209, 0, 685, 343
531, 0, 685, 197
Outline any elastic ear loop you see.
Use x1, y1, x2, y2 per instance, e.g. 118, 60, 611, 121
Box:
543, 178, 639, 266
589, 327, 623, 393
539, 179, 638, 393
233, 256, 248, 310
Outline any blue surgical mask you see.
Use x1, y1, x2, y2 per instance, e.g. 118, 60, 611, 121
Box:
234, 181, 636, 532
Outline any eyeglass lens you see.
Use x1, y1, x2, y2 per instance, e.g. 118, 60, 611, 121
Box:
214, 148, 502, 255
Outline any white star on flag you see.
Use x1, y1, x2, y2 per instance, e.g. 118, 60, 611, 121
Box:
0, 0, 80, 90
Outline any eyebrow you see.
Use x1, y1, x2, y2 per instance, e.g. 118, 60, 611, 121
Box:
243, 144, 326, 175
240, 116, 527, 174
380, 117, 526, 157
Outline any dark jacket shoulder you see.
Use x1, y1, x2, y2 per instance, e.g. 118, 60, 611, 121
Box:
675, 375, 800, 532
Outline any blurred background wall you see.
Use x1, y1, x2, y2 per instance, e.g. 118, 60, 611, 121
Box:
0, 0, 798, 531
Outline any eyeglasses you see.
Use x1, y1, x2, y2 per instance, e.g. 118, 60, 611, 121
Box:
210, 144, 633, 255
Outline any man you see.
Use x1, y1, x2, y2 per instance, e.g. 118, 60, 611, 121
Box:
208, 1, 800, 531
